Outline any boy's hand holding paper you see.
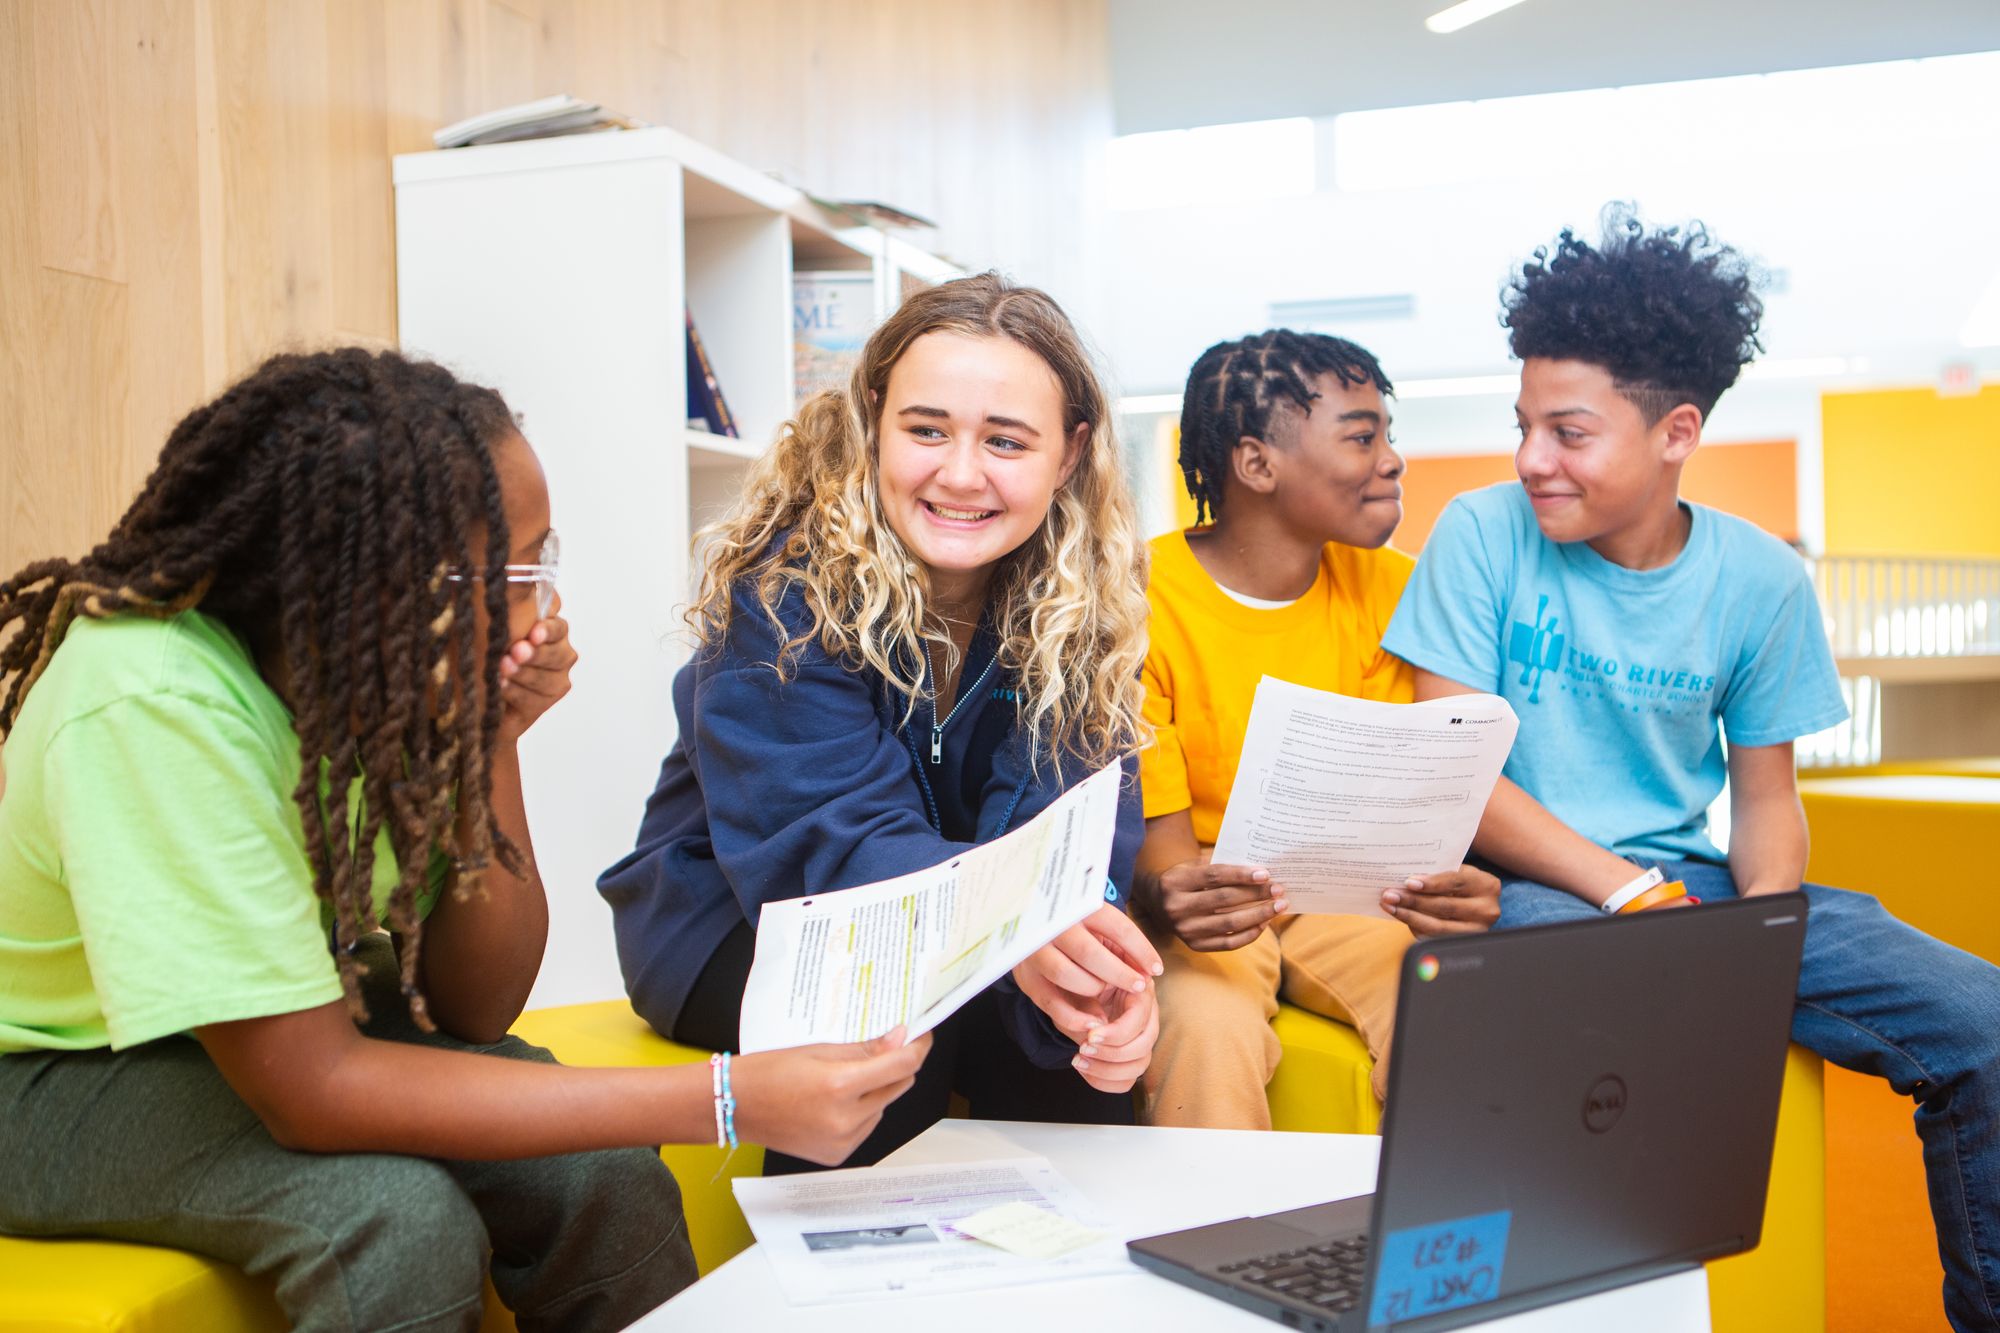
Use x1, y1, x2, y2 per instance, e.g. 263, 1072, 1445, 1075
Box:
1382, 865, 1504, 937
1210, 677, 1518, 916
1144, 846, 1288, 953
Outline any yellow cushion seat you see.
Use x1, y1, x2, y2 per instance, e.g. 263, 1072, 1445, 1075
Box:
0, 1236, 286, 1333
1267, 1002, 1381, 1134
1823, 756, 2000, 780
1706, 1043, 1827, 1333
1801, 774, 2000, 966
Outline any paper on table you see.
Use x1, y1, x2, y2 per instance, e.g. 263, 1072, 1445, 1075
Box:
738, 761, 1123, 1053
1211, 678, 1518, 914
732, 1156, 1125, 1303
957, 1201, 1106, 1260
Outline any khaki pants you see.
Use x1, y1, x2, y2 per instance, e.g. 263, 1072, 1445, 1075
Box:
1139, 914, 1414, 1130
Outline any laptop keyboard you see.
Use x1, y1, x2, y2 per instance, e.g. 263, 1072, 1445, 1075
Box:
1218, 1234, 1372, 1312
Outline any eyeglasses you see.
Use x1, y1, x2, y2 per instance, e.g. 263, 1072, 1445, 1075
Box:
443, 529, 560, 619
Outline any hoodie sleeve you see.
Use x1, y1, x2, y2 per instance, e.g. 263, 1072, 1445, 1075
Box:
690, 589, 977, 918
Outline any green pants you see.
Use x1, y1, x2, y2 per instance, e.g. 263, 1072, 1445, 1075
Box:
0, 936, 696, 1332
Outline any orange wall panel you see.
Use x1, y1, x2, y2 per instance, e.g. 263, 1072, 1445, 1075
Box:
1397, 439, 1799, 550
1398, 455, 1517, 550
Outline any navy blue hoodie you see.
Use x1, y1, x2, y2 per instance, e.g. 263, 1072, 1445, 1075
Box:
598, 577, 1144, 1069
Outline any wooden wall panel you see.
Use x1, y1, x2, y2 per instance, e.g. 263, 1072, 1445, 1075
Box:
114, 0, 210, 471
37, 269, 132, 538
0, 0, 1112, 576
30, 0, 125, 284
1, 0, 47, 569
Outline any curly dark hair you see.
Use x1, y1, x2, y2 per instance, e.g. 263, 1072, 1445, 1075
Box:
0, 347, 524, 1030
1177, 329, 1393, 525
1502, 205, 1765, 423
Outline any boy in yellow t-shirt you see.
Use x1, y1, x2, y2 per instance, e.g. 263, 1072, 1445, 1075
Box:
1133, 330, 1501, 1129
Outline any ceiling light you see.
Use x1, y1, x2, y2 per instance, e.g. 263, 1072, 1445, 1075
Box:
1425, 0, 1532, 35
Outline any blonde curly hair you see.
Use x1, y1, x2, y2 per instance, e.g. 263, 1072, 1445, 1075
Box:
687, 273, 1149, 772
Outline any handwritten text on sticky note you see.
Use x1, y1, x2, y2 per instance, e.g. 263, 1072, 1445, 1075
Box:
955, 1202, 1105, 1260
1367, 1208, 1511, 1326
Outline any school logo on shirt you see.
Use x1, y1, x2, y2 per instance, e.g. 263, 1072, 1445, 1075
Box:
1507, 595, 1564, 704
1517, 588, 1720, 716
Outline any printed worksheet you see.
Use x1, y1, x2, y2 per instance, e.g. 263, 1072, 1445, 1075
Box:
733, 1156, 1123, 1303
738, 761, 1122, 1052
1210, 678, 1517, 914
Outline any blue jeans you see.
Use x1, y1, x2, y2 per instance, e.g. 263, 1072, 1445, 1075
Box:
1496, 861, 2000, 1332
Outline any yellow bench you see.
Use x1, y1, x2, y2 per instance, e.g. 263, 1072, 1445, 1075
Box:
1801, 773, 2000, 965
1268, 1002, 1382, 1134
0, 1001, 1824, 1331
1822, 756, 2000, 780
1705, 1044, 1827, 1333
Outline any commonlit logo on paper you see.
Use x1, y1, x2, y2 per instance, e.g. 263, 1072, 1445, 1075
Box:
1416, 954, 1440, 982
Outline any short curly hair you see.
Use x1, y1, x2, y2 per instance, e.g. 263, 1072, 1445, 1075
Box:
1502, 205, 1765, 423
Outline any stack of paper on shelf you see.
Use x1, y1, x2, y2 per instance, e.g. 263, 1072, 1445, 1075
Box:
433, 95, 635, 149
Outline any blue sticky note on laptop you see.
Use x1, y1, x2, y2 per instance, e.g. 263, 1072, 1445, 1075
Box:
1367, 1209, 1511, 1327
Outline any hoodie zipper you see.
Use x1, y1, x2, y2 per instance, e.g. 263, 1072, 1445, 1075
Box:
923, 645, 1000, 765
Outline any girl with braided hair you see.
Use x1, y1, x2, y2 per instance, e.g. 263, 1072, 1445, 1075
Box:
601, 273, 1162, 1172
0, 347, 929, 1331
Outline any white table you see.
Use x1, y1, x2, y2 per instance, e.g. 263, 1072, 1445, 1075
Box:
636, 1120, 1709, 1331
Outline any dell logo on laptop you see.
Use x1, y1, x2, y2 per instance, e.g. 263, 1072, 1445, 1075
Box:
1583, 1076, 1627, 1133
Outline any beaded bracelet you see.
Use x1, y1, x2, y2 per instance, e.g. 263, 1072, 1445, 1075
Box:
722, 1051, 737, 1149
709, 1050, 738, 1150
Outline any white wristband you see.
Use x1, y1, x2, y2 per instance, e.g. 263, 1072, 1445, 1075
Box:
1600, 867, 1665, 914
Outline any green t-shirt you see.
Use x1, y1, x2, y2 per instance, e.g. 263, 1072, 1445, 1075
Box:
0, 611, 441, 1053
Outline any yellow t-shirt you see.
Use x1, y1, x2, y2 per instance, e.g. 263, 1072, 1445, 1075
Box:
1140, 530, 1417, 843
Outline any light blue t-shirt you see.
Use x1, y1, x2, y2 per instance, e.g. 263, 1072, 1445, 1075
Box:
1381, 484, 1848, 861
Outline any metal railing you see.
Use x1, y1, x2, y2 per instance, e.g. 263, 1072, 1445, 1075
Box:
1799, 556, 2000, 768
1796, 676, 1883, 769
1807, 556, 2000, 661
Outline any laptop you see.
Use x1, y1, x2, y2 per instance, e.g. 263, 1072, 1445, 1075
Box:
1128, 891, 1807, 1331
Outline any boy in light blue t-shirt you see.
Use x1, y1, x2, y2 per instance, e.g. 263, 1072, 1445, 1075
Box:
1383, 209, 2000, 1332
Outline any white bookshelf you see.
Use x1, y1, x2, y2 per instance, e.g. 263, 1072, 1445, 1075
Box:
393, 127, 960, 1008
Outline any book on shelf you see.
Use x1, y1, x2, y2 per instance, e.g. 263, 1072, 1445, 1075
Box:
686, 310, 738, 438
794, 271, 879, 405
806, 195, 939, 232
433, 94, 637, 149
